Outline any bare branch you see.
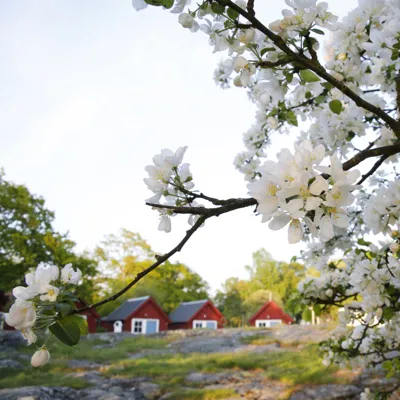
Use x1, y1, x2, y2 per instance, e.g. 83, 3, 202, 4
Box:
357, 155, 390, 185
73, 197, 258, 314
342, 143, 400, 171
72, 216, 206, 314
255, 58, 292, 68
246, 0, 255, 17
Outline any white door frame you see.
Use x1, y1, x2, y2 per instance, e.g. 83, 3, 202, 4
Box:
255, 319, 282, 328
131, 318, 160, 334
192, 320, 217, 329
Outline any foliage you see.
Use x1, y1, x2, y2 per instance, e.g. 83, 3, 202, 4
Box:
94, 229, 210, 315
215, 249, 305, 326
0, 171, 97, 297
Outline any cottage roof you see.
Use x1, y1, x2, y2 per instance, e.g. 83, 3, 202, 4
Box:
102, 296, 150, 322
248, 300, 293, 324
169, 300, 209, 323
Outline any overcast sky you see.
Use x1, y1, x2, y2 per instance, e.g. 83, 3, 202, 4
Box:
0, 0, 358, 292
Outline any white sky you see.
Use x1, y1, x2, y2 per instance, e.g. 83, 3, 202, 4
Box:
0, 0, 358, 292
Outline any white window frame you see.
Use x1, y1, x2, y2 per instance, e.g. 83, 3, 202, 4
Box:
192, 320, 217, 329
255, 319, 282, 328
131, 318, 160, 334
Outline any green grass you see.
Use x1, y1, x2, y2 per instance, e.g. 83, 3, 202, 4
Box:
240, 334, 278, 346
0, 335, 352, 395
167, 388, 237, 400
104, 344, 345, 387
34, 335, 171, 363
0, 364, 90, 389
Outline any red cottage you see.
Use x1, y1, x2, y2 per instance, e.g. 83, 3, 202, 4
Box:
75, 299, 101, 334
168, 300, 224, 330
101, 296, 170, 334
248, 300, 294, 328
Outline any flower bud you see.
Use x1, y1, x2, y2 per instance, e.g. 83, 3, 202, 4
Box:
31, 349, 50, 367
178, 13, 195, 29
389, 243, 400, 254
325, 288, 333, 297
233, 75, 243, 87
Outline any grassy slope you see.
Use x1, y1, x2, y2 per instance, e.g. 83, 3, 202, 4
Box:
0, 333, 352, 400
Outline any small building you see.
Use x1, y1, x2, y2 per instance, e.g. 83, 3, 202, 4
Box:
102, 296, 170, 334
75, 299, 102, 334
248, 300, 293, 328
168, 299, 224, 330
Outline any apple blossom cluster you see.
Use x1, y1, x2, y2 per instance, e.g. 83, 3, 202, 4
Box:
5, 263, 82, 367
247, 139, 360, 243
364, 179, 400, 235
144, 146, 202, 232
294, 236, 400, 369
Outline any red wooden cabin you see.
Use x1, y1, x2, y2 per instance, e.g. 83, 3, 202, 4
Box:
101, 296, 170, 334
248, 300, 293, 328
75, 299, 101, 334
168, 299, 224, 330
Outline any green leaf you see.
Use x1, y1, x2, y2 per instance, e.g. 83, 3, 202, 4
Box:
302, 308, 312, 322
260, 47, 276, 56
311, 28, 325, 35
286, 111, 298, 126
71, 315, 89, 336
143, 0, 174, 7
49, 316, 81, 346
357, 238, 371, 247
211, 3, 225, 14
329, 99, 343, 115
299, 69, 320, 83
56, 302, 72, 317
227, 7, 239, 20
315, 95, 326, 104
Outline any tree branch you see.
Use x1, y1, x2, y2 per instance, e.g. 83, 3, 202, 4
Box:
357, 155, 390, 185
73, 197, 258, 314
342, 143, 400, 171
217, 0, 400, 137
72, 216, 206, 314
147, 197, 257, 217
255, 58, 292, 68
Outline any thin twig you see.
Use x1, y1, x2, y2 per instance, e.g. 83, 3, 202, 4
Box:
72, 216, 206, 314
73, 197, 258, 314
357, 155, 390, 185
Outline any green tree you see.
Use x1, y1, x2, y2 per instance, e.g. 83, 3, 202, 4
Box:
216, 249, 306, 325
94, 229, 210, 315
0, 171, 98, 299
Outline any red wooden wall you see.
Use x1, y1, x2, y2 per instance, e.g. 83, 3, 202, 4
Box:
123, 300, 169, 332
248, 301, 293, 326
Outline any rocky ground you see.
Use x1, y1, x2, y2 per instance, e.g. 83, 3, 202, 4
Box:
0, 327, 399, 400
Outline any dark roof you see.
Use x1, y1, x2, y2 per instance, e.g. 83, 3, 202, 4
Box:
169, 300, 209, 323
102, 296, 150, 322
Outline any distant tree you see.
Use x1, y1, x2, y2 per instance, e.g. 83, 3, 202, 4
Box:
245, 249, 306, 305
93, 229, 210, 315
216, 249, 306, 325
0, 171, 98, 298
215, 277, 248, 327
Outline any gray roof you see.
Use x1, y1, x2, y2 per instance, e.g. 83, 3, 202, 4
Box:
169, 300, 208, 323
102, 296, 150, 322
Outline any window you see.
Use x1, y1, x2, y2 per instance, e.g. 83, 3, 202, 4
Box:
131, 319, 160, 334
255, 319, 282, 328
134, 320, 143, 333
192, 320, 217, 329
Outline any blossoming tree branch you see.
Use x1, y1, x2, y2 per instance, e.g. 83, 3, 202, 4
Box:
5, 0, 400, 376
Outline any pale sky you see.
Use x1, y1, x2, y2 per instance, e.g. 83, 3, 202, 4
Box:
0, 0, 358, 292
